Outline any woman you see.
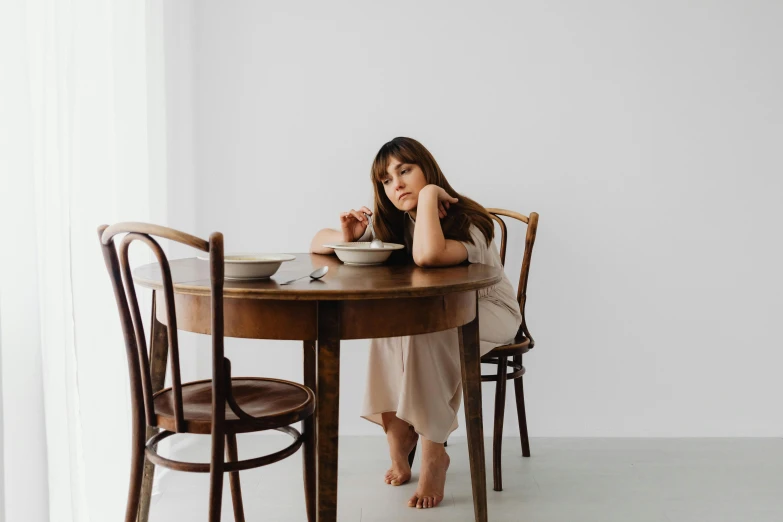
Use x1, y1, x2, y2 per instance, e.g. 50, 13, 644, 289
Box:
310, 137, 521, 509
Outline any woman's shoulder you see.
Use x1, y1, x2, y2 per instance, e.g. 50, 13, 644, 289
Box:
465, 220, 492, 247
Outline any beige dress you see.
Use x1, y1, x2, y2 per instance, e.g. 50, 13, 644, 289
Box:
361, 214, 522, 443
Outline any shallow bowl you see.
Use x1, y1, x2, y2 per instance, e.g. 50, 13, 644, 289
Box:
198, 253, 296, 280
322, 242, 404, 266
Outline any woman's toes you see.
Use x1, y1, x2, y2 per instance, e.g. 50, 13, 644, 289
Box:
386, 468, 409, 486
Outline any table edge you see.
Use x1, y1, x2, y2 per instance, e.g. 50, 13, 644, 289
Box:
133, 268, 503, 300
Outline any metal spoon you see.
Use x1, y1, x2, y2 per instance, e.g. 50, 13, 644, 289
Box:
279, 266, 329, 285
365, 213, 384, 249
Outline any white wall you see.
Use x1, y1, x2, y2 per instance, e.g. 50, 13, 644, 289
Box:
179, 0, 782, 436
159, 0, 204, 384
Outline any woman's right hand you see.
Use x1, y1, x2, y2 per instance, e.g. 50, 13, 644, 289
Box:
339, 206, 373, 242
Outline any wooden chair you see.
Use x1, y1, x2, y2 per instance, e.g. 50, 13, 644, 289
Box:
481, 209, 539, 492
98, 223, 316, 522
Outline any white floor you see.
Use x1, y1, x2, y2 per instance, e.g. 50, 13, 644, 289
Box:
148, 435, 783, 521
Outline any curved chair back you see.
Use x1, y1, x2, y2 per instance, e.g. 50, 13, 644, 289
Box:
97, 222, 224, 433
486, 209, 539, 345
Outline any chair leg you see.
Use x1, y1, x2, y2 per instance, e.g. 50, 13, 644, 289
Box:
209, 407, 227, 522
513, 355, 531, 457
407, 443, 417, 467
208, 431, 226, 522
138, 301, 170, 522
126, 418, 146, 522
302, 420, 317, 522
492, 357, 508, 492
136, 428, 157, 522
303, 341, 316, 522
226, 434, 245, 522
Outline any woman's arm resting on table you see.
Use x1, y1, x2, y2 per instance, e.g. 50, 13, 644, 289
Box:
412, 185, 468, 267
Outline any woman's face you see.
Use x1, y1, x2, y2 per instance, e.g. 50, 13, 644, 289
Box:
381, 158, 428, 213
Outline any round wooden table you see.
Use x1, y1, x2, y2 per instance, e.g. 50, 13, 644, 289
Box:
134, 253, 502, 522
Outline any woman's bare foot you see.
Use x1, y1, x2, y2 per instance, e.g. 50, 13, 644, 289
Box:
408, 439, 450, 509
382, 412, 419, 486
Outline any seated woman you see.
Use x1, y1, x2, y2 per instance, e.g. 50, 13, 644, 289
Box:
310, 137, 521, 509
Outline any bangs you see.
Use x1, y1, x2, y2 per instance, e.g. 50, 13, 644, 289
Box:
371, 138, 420, 182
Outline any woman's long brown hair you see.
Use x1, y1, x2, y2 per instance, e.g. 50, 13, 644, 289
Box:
370, 137, 494, 261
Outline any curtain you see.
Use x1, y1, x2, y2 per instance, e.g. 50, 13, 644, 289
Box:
0, 0, 167, 520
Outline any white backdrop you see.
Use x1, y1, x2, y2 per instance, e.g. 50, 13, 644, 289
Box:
163, 0, 783, 437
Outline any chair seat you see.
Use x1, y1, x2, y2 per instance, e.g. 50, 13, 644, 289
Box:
153, 378, 314, 435
482, 329, 532, 358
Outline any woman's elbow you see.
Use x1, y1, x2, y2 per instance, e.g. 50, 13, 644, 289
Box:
413, 251, 438, 267
311, 243, 334, 255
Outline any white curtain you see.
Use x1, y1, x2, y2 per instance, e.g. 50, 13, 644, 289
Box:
0, 1, 167, 520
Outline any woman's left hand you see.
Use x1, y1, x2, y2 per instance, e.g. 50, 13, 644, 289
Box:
421, 185, 458, 219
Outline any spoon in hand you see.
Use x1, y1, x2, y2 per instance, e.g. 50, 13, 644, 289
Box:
364, 213, 384, 248
280, 266, 328, 285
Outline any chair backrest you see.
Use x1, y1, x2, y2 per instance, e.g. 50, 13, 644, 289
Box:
486, 209, 539, 344
98, 222, 224, 433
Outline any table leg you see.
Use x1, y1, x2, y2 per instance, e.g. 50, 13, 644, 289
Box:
303, 340, 317, 522
316, 302, 340, 522
458, 299, 488, 522
138, 292, 169, 522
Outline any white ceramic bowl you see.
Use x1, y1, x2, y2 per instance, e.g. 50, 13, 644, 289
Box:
322, 242, 404, 266
199, 253, 296, 280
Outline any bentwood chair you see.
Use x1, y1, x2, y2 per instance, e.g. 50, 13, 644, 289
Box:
98, 223, 316, 522
481, 209, 539, 492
